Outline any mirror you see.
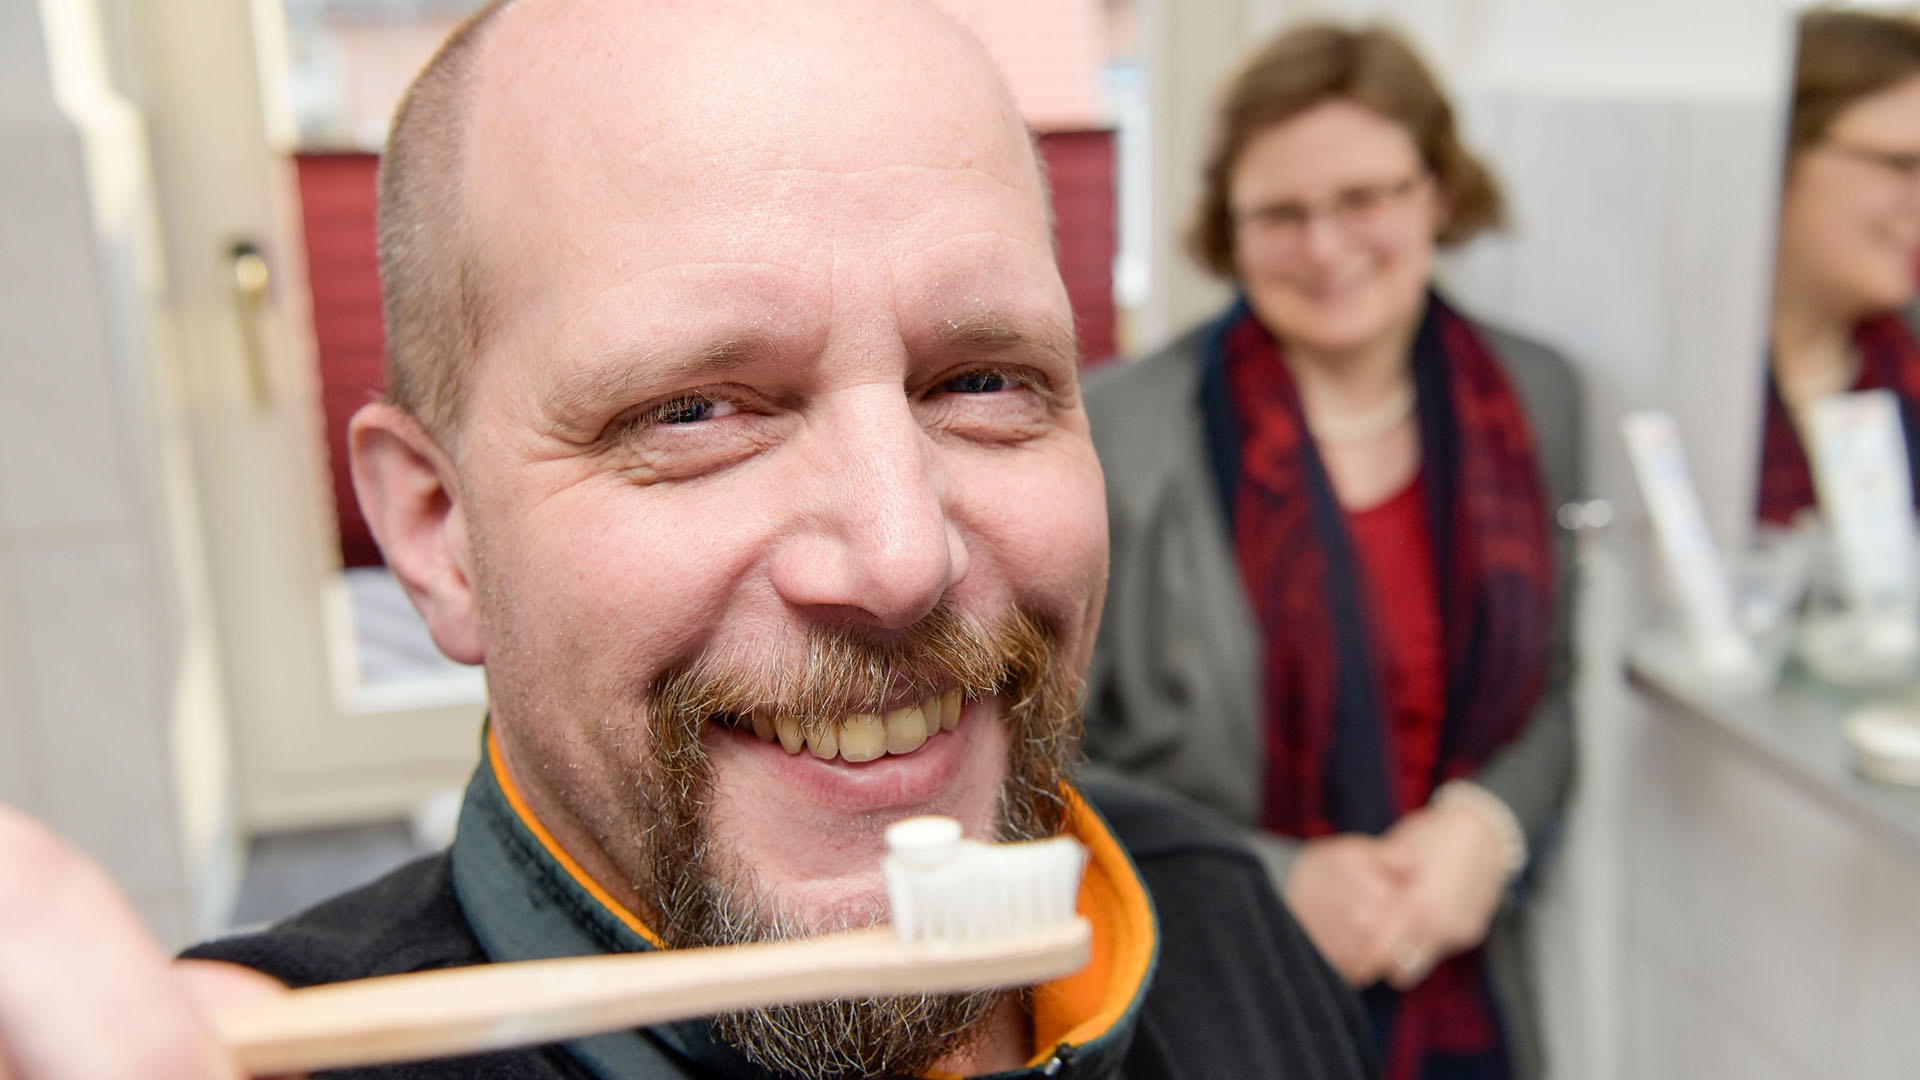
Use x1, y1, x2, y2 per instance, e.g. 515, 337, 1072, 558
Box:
1751, 8, 1920, 687
1758, 7, 1920, 530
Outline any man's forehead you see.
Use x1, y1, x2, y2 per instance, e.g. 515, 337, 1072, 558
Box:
467, 0, 1031, 182
451, 0, 1048, 311
441, 0, 1059, 368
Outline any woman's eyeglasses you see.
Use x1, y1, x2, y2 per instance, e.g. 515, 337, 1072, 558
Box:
1232, 172, 1430, 254
1819, 141, 1920, 187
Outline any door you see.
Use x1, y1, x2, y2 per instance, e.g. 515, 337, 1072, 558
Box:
129, 0, 484, 832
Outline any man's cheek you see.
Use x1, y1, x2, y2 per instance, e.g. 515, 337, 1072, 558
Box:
564, 511, 747, 621
1013, 466, 1107, 596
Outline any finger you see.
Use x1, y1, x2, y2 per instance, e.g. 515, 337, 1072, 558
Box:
1334, 951, 1385, 988
1374, 839, 1422, 880
0, 807, 239, 1080
1284, 885, 1380, 989
1378, 891, 1439, 991
1355, 890, 1424, 985
173, 959, 287, 1014
1332, 838, 1416, 897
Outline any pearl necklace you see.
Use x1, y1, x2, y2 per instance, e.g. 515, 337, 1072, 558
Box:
1305, 380, 1417, 445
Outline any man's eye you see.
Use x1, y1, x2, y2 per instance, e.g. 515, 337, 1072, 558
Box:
941, 369, 1016, 394
648, 394, 729, 424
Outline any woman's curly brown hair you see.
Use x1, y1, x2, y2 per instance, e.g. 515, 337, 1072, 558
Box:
1787, 8, 1920, 157
1186, 22, 1504, 280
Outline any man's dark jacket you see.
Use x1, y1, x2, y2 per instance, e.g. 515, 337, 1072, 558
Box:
187, 764, 1375, 1080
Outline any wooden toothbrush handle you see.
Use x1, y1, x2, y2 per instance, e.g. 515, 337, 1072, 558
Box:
213, 920, 1091, 1076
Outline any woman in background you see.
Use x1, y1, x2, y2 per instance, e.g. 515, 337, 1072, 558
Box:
1082, 23, 1580, 1080
1761, 9, 1920, 522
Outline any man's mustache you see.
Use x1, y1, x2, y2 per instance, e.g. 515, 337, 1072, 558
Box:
649, 604, 1057, 741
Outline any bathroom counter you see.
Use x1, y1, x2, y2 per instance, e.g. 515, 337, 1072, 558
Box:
1628, 642, 1920, 863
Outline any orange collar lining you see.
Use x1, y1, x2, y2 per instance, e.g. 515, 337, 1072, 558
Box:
1022, 785, 1155, 1066
487, 732, 1156, 1068
487, 729, 665, 949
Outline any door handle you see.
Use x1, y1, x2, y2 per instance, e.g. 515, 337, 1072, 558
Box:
230, 240, 272, 408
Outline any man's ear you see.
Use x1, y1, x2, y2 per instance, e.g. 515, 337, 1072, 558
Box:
348, 403, 484, 665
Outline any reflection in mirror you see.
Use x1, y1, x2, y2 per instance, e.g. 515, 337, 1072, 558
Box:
1760, 9, 1920, 526
1754, 8, 1920, 688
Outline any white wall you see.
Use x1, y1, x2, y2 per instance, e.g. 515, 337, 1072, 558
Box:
0, 0, 228, 948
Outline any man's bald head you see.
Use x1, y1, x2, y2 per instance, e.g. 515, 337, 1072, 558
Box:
375, 0, 1044, 443
375, 0, 511, 439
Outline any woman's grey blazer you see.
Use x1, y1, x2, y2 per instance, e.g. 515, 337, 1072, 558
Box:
1079, 313, 1585, 1080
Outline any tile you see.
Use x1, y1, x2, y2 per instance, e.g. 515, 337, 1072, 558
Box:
13, 537, 184, 896
0, 548, 32, 811
1440, 92, 1779, 533
1627, 703, 1873, 1074
1528, 551, 1641, 1080
1854, 856, 1920, 1080
0, 4, 52, 106
1653, 100, 1779, 540
0, 125, 132, 536
0, 681, 24, 808
1444, 99, 1666, 408
1629, 950, 1806, 1080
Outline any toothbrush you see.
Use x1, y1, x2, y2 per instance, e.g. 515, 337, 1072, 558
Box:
212, 817, 1091, 1075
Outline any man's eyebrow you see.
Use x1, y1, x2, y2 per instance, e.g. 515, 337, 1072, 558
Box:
925, 312, 1080, 369
539, 336, 774, 427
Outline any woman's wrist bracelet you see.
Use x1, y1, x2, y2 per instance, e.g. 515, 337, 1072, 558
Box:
1433, 779, 1528, 881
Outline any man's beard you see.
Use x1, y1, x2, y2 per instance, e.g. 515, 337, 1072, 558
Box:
630, 605, 1082, 1080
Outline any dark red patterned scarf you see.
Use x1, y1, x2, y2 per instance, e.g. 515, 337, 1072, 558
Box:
1758, 311, 1920, 524
1206, 293, 1554, 1078
1210, 293, 1554, 838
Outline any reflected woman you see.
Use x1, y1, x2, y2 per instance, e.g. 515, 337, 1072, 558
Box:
1082, 23, 1581, 1080
1761, 9, 1920, 522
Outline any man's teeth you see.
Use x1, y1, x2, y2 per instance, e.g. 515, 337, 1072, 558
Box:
884, 703, 927, 755
806, 722, 838, 760
759, 689, 963, 762
839, 713, 885, 762
775, 715, 804, 755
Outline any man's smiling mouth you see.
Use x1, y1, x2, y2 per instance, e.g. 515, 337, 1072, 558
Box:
724, 690, 965, 763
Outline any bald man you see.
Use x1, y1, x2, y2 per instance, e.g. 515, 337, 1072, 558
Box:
0, 3, 1373, 1077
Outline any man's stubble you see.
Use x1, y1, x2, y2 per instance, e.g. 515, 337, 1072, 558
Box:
637, 605, 1082, 1080
479, 558, 1085, 1080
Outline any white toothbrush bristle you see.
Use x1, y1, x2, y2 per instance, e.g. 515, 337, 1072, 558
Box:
883, 816, 1088, 948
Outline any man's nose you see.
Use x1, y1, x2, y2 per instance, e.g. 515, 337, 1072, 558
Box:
768, 387, 968, 629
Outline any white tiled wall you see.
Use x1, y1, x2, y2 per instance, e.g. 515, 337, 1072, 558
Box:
1, 2, 194, 947
1628, 950, 1805, 1080
0, 563, 30, 810
1443, 91, 1783, 542
1854, 855, 1920, 1079
14, 540, 182, 897
0, 138, 132, 539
